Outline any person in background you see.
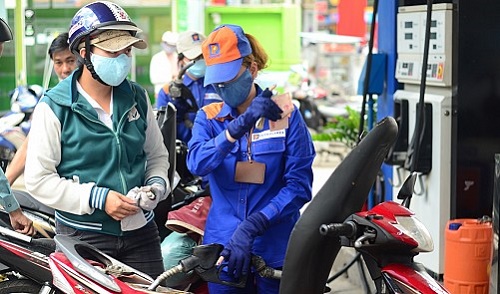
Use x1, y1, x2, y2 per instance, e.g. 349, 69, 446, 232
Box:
0, 17, 35, 236
24, 1, 170, 278
150, 31, 179, 100
49, 32, 77, 81
5, 32, 77, 186
156, 30, 222, 143
187, 24, 315, 293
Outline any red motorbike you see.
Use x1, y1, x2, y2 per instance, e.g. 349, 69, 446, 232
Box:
317, 174, 448, 294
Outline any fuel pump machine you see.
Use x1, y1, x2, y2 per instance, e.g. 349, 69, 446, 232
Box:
392, 0, 500, 278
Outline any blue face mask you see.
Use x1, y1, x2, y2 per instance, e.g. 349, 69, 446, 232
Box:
187, 59, 206, 79
214, 69, 253, 108
90, 53, 131, 86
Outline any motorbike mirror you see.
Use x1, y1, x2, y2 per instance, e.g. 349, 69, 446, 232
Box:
396, 172, 417, 202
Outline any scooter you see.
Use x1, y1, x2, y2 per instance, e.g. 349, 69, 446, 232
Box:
0, 85, 43, 171
291, 87, 327, 133
317, 173, 448, 294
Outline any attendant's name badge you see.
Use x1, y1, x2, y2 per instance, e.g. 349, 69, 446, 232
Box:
235, 161, 266, 184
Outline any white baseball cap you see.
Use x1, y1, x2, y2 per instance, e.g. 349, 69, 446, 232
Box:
162, 31, 178, 46
177, 31, 206, 60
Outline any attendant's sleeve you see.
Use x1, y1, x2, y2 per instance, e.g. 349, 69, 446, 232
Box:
0, 169, 19, 213
187, 109, 235, 177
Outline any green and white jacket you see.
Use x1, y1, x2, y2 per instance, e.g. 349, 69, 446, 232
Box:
25, 69, 170, 236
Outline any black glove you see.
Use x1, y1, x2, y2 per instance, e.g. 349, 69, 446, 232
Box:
227, 89, 282, 140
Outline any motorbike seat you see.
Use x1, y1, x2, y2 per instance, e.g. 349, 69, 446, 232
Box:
12, 189, 55, 216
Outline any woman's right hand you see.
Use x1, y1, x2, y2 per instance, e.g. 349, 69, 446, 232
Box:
104, 190, 140, 221
247, 89, 283, 122
227, 88, 282, 140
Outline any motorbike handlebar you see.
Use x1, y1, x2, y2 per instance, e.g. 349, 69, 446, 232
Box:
319, 221, 356, 237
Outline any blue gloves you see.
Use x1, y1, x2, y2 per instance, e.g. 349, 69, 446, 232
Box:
227, 89, 283, 140
221, 212, 270, 278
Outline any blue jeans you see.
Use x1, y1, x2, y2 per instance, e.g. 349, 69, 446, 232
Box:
55, 220, 164, 279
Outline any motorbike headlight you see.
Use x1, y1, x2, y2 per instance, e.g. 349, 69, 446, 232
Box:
394, 215, 434, 252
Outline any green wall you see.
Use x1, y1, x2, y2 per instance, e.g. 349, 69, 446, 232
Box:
204, 5, 301, 72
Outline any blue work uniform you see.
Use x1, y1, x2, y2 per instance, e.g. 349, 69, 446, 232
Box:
156, 75, 221, 143
0, 169, 19, 213
187, 85, 316, 292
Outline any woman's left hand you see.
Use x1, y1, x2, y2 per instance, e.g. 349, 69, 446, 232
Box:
219, 212, 269, 278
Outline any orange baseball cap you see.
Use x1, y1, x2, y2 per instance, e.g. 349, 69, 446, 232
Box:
202, 24, 252, 86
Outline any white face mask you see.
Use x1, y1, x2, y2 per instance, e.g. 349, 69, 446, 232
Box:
90, 53, 131, 86
161, 43, 176, 54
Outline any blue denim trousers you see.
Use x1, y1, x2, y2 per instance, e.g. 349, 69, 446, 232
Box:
55, 220, 164, 279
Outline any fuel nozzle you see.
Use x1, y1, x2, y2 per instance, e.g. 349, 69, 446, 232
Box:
169, 61, 195, 99
180, 243, 223, 272
148, 243, 231, 291
189, 243, 248, 288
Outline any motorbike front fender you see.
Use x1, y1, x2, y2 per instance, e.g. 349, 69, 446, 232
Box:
382, 263, 449, 294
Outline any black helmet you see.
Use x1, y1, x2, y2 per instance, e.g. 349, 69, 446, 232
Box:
0, 18, 13, 42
